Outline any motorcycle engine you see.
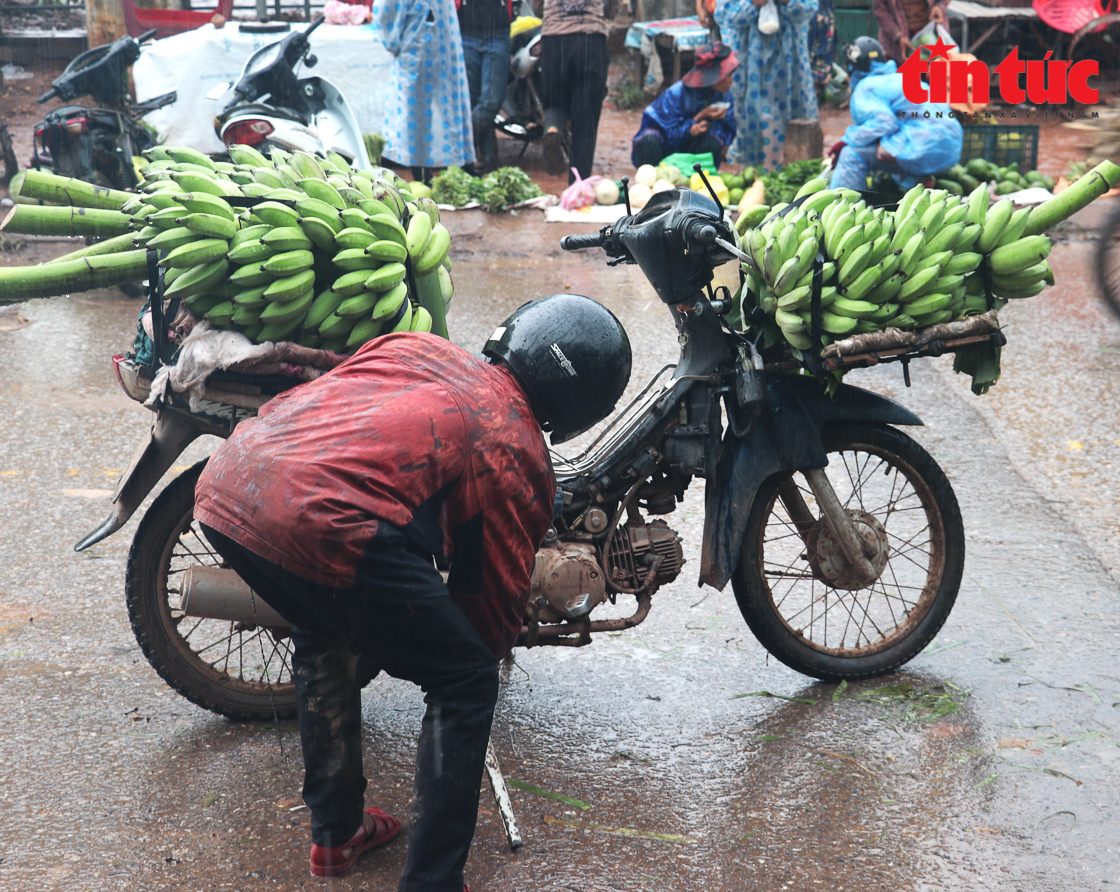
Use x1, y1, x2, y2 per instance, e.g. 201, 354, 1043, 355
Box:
530, 521, 684, 624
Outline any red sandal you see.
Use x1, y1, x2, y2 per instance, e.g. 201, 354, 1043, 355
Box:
309, 807, 402, 878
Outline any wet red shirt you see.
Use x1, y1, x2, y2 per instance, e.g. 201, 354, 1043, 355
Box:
194, 333, 555, 656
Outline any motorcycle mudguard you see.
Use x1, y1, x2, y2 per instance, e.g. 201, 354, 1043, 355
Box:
74, 412, 201, 552
698, 375, 923, 590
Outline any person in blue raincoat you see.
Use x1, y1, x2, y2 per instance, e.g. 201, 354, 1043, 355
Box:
827, 36, 962, 192
715, 0, 819, 172
631, 42, 739, 169
372, 0, 476, 182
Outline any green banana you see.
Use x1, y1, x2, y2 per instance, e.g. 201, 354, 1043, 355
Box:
896, 266, 941, 303
145, 226, 198, 252
365, 261, 407, 292
233, 285, 271, 309
257, 315, 305, 343
923, 222, 965, 257
253, 201, 301, 229
165, 258, 229, 301
261, 249, 315, 276
227, 238, 274, 265
365, 239, 408, 263
842, 263, 885, 302
977, 198, 1014, 254
988, 235, 1052, 276
838, 242, 873, 288
820, 311, 860, 335
334, 227, 380, 251
259, 268, 315, 303
259, 285, 315, 324
261, 226, 313, 252
829, 295, 879, 318
160, 237, 230, 269
346, 316, 384, 350
204, 300, 236, 327
306, 289, 348, 330
299, 215, 342, 253
966, 182, 989, 226
406, 212, 433, 262
410, 305, 433, 333
295, 197, 344, 233
333, 248, 383, 271
413, 224, 450, 276
995, 206, 1032, 248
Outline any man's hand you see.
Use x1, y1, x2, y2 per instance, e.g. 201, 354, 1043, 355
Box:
930, 5, 946, 24
752, 0, 767, 7
696, 0, 714, 27
876, 144, 896, 163
690, 120, 711, 137
900, 36, 915, 56
828, 139, 845, 162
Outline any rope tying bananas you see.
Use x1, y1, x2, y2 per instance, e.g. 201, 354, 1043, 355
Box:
1, 145, 455, 352
732, 160, 1120, 391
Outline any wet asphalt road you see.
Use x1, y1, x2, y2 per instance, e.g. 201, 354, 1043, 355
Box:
1, 207, 1119, 892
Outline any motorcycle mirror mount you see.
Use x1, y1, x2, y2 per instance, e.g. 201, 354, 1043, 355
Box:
205, 83, 231, 101
621, 176, 632, 215
692, 163, 724, 218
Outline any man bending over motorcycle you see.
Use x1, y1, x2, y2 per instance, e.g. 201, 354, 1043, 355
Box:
193, 295, 631, 892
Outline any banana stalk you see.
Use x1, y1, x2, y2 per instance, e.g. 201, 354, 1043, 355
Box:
47, 232, 139, 264
0, 204, 132, 239
412, 268, 449, 340
0, 250, 149, 304
11, 168, 134, 211
1024, 159, 1120, 237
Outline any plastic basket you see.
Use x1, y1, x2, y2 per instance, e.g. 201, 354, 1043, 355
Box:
960, 123, 1039, 171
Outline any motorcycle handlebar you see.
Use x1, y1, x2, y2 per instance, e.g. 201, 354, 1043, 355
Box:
560, 232, 606, 251
305, 14, 326, 38
37, 87, 59, 104
138, 28, 158, 42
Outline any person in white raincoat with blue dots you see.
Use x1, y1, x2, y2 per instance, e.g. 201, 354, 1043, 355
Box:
372, 0, 477, 180
715, 0, 819, 172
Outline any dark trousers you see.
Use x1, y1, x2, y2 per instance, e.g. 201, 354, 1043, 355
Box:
201, 524, 499, 892
632, 130, 726, 169
539, 31, 610, 182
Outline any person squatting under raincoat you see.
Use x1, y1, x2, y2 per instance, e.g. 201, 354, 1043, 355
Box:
372, 0, 476, 182
827, 36, 962, 193
631, 42, 740, 170
715, 0, 820, 172
193, 296, 632, 892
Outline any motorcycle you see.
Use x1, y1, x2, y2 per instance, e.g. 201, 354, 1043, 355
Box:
32, 30, 178, 191
209, 16, 372, 171
77, 179, 972, 722
495, 18, 570, 166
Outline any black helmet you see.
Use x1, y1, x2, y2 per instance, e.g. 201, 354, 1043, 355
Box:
484, 294, 632, 444
840, 36, 885, 74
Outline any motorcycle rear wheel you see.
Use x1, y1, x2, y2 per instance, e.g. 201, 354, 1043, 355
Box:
125, 460, 298, 720
732, 423, 964, 681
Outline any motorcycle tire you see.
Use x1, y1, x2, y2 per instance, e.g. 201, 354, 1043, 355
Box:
1094, 196, 1120, 322
125, 460, 298, 721
732, 423, 965, 681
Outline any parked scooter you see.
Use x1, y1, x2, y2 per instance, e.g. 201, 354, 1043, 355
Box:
32, 30, 177, 190
495, 19, 569, 165
77, 177, 971, 721
209, 16, 371, 170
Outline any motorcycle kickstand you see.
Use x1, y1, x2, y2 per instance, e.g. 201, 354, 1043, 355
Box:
485, 736, 523, 850
801, 468, 877, 579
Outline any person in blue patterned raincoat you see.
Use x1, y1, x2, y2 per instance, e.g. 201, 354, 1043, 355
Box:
715, 0, 819, 172
372, 0, 476, 182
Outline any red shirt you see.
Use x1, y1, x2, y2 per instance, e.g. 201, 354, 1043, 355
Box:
194, 333, 555, 656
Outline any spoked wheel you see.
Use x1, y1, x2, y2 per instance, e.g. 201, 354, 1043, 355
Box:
1095, 197, 1120, 321
732, 424, 965, 681
126, 461, 298, 720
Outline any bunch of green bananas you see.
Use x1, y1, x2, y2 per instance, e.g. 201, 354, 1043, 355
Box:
734, 176, 1054, 355
123, 144, 454, 353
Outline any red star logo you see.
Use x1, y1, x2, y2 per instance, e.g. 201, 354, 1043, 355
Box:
925, 35, 957, 61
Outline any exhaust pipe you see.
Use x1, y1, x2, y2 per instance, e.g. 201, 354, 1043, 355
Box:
180, 565, 293, 630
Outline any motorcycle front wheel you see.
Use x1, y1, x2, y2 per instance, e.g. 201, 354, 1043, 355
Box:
125, 460, 298, 720
732, 423, 965, 681
1095, 196, 1120, 321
